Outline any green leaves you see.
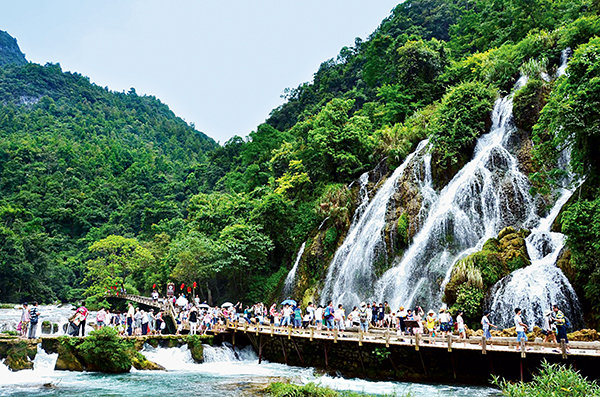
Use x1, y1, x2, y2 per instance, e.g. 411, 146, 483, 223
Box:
84, 235, 153, 301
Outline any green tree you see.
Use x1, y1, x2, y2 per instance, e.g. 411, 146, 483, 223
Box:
83, 235, 153, 301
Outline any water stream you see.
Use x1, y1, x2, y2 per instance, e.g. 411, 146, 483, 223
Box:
282, 242, 307, 298
0, 342, 499, 396
320, 140, 430, 307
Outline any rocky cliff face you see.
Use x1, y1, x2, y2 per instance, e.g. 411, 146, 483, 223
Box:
0, 31, 27, 67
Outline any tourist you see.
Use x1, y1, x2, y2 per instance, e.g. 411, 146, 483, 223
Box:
456, 310, 466, 339
76, 305, 88, 337
19, 303, 30, 338
552, 304, 570, 352
371, 301, 378, 327
293, 305, 302, 328
334, 304, 345, 334
383, 301, 392, 328
439, 308, 451, 336
151, 290, 159, 302
377, 303, 385, 327
127, 302, 134, 336
359, 302, 369, 333
349, 306, 360, 328
134, 307, 143, 336
155, 311, 163, 335
306, 302, 315, 326
481, 310, 497, 340
189, 306, 198, 335
68, 310, 84, 336
425, 310, 437, 337
542, 309, 557, 346
314, 305, 323, 330
28, 302, 40, 339
141, 309, 150, 335
96, 307, 106, 328
324, 301, 335, 330
302, 310, 311, 328
397, 306, 407, 335
281, 304, 292, 327
514, 308, 528, 350
269, 303, 277, 324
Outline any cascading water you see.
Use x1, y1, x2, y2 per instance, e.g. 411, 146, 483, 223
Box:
282, 242, 307, 298
487, 187, 583, 328
374, 75, 540, 310
320, 140, 430, 307
485, 48, 582, 328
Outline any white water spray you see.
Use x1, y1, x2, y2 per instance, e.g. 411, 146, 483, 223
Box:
283, 242, 307, 297
321, 140, 430, 307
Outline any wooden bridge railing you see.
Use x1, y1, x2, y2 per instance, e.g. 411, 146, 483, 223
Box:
220, 321, 600, 359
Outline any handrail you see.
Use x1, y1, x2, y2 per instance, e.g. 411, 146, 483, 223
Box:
223, 322, 600, 357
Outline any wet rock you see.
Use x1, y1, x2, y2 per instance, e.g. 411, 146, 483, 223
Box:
568, 329, 600, 341
0, 340, 37, 371
131, 353, 165, 370
556, 247, 575, 284
55, 343, 84, 371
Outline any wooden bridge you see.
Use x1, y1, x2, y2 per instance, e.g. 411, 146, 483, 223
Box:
107, 293, 600, 383
107, 292, 178, 330
220, 321, 600, 359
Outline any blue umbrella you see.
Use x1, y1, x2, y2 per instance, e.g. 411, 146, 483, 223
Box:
281, 299, 297, 306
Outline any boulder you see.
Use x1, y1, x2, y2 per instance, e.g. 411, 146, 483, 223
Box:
131, 353, 165, 370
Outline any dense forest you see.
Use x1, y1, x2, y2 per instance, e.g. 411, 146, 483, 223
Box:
1, 0, 600, 328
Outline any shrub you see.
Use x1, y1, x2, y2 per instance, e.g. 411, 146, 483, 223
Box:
77, 327, 132, 373
493, 361, 600, 396
428, 81, 497, 187
513, 78, 550, 131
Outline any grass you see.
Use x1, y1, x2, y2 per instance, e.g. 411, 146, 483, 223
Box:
266, 382, 399, 397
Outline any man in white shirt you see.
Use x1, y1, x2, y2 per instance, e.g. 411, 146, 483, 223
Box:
514, 307, 528, 350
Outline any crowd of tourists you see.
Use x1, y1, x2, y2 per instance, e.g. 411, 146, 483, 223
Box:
15, 291, 572, 351
160, 294, 572, 351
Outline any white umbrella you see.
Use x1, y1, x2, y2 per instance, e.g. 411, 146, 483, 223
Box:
221, 302, 233, 308
198, 303, 210, 309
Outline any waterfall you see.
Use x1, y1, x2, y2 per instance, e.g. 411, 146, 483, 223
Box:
203, 343, 257, 362
141, 342, 258, 371
32, 344, 58, 374
375, 76, 538, 311
487, 187, 583, 329
282, 241, 307, 297
320, 140, 430, 307
352, 172, 371, 222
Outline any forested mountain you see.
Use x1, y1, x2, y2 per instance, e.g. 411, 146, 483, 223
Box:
2, 0, 600, 328
0, 36, 216, 302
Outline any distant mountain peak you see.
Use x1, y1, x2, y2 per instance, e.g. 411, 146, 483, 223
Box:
0, 30, 27, 67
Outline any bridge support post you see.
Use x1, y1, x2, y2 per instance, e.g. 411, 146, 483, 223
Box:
481, 336, 487, 355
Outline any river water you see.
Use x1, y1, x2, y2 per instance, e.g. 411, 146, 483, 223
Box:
0, 342, 499, 397
0, 306, 499, 396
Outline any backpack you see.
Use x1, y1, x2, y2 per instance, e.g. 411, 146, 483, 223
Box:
324, 306, 333, 319
359, 309, 368, 321
30, 308, 39, 324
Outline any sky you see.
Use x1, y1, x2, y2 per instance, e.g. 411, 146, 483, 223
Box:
2, 1, 400, 143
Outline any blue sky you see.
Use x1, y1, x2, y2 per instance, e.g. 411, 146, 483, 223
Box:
3, 1, 400, 143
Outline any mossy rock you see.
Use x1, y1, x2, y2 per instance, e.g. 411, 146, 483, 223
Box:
131, 352, 165, 370
2, 341, 37, 371
568, 329, 600, 341
186, 335, 213, 363
513, 78, 550, 132
55, 342, 84, 371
